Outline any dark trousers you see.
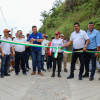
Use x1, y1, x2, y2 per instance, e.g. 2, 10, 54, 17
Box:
1, 55, 10, 75
70, 49, 84, 77
15, 51, 26, 74
84, 49, 96, 77
31, 50, 41, 72
25, 51, 30, 69
52, 53, 63, 75
41, 55, 44, 69
47, 55, 52, 69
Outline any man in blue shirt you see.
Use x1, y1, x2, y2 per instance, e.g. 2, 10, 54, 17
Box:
28, 26, 43, 76
83, 22, 100, 81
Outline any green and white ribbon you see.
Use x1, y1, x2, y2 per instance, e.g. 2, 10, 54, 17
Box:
54, 47, 58, 58
0, 39, 100, 58
0, 39, 58, 58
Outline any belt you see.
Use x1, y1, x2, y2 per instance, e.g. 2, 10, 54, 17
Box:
53, 52, 63, 54
73, 48, 83, 51
15, 51, 25, 53
87, 48, 97, 51
4, 54, 10, 56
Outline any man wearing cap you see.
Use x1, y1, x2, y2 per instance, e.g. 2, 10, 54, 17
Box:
28, 25, 43, 76
61, 34, 68, 72
8, 34, 12, 40
0, 29, 15, 78
62, 22, 89, 80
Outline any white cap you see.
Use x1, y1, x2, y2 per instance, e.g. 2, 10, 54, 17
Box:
61, 34, 64, 37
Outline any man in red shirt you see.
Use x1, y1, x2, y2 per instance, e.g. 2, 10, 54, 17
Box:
47, 36, 55, 71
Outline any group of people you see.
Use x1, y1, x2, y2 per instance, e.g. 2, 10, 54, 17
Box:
0, 22, 100, 81
62, 22, 100, 81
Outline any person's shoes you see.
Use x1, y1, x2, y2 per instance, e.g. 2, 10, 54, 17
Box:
51, 73, 55, 77
67, 75, 74, 79
8, 69, 10, 73
89, 69, 91, 72
15, 73, 19, 75
82, 74, 89, 78
64, 68, 68, 72
98, 78, 100, 80
31, 72, 36, 75
1, 74, 4, 78
47, 69, 50, 72
41, 68, 46, 72
79, 76, 82, 80
38, 72, 44, 76
58, 74, 61, 77
28, 67, 31, 70
18, 69, 20, 72
4, 73, 11, 76
23, 73, 27, 76
26, 68, 29, 72
98, 69, 100, 73
89, 77, 94, 81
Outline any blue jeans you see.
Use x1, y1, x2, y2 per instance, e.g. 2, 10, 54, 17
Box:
89, 59, 100, 70
25, 52, 30, 69
41, 55, 44, 69
31, 50, 41, 72
1, 55, 10, 75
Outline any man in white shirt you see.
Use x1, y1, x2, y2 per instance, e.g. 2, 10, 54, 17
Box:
0, 29, 15, 78
60, 34, 68, 72
62, 22, 89, 80
14, 31, 27, 75
41, 33, 49, 72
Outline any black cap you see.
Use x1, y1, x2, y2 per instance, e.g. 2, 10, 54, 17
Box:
51, 36, 55, 39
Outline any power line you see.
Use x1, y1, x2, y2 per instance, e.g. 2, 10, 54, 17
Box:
0, 7, 9, 28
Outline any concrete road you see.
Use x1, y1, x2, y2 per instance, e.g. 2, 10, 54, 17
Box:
0, 60, 100, 100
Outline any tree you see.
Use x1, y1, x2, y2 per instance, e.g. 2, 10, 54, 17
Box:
53, 0, 62, 8
40, 11, 48, 24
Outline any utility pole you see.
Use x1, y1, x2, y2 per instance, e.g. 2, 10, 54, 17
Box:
11, 27, 17, 36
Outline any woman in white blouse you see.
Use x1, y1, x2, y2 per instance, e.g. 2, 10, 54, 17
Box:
51, 31, 64, 77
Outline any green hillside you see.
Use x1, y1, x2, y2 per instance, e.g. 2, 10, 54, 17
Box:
39, 0, 100, 38
39, 0, 100, 61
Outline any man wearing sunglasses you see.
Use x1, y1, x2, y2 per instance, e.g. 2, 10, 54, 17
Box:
0, 29, 15, 78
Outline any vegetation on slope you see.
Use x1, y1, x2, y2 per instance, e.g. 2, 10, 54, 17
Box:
39, 0, 100, 61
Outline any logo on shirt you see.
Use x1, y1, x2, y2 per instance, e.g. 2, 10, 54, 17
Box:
37, 36, 39, 39
80, 35, 82, 37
